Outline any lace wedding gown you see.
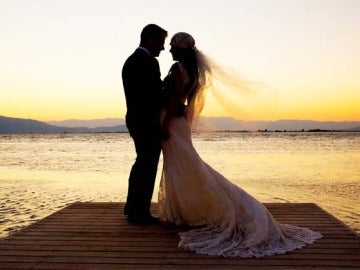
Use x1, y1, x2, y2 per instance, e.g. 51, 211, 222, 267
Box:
158, 63, 322, 258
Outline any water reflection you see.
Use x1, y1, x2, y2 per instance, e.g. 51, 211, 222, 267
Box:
0, 132, 359, 237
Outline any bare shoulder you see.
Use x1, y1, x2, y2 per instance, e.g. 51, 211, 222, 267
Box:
170, 62, 186, 79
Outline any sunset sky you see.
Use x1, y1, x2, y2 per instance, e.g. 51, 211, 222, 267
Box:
0, 0, 359, 121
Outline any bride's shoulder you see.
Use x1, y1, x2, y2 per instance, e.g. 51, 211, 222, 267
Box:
171, 61, 185, 71
170, 62, 187, 78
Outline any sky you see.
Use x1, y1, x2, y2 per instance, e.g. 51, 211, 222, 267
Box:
0, 0, 359, 121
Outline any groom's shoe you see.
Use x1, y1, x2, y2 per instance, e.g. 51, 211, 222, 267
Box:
128, 214, 160, 225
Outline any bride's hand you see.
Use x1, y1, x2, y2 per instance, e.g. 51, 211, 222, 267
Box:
161, 130, 169, 140
160, 125, 170, 140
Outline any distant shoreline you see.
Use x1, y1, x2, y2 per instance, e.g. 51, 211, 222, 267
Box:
1, 130, 359, 135
1, 115, 359, 134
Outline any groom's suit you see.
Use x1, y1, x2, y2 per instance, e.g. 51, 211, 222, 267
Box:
122, 48, 162, 218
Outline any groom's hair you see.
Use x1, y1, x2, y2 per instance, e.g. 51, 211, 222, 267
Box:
140, 24, 167, 45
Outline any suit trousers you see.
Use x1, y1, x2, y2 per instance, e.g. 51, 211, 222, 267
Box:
124, 127, 161, 217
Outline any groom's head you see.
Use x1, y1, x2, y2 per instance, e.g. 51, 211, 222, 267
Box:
140, 24, 167, 57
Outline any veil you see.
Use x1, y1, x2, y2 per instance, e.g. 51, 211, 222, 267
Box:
186, 48, 273, 131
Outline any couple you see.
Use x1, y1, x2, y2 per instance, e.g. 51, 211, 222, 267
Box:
122, 24, 322, 257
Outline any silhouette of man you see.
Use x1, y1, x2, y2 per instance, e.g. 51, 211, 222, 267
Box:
122, 24, 167, 224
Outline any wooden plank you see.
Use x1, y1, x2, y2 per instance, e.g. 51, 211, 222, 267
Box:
0, 255, 358, 267
0, 202, 358, 270
0, 250, 358, 260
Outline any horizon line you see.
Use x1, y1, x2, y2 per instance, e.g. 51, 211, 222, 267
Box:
1, 115, 360, 123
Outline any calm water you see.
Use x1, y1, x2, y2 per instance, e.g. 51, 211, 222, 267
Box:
0, 132, 359, 238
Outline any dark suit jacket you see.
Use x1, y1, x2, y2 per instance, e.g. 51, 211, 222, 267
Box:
122, 49, 163, 134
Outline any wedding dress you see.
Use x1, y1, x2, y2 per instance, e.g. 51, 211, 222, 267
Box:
158, 62, 322, 257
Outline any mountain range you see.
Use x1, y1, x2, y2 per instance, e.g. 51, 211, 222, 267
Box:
0, 115, 359, 134
47, 118, 125, 128
0, 116, 127, 134
197, 117, 360, 132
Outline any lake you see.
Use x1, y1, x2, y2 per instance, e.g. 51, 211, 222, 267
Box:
0, 132, 359, 238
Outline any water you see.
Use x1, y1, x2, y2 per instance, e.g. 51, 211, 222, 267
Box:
0, 132, 359, 238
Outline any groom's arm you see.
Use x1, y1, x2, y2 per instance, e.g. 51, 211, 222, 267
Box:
122, 53, 162, 123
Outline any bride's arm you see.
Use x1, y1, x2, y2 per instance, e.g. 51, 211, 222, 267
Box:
161, 62, 185, 139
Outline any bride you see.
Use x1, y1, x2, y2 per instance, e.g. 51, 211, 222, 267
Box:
158, 32, 322, 258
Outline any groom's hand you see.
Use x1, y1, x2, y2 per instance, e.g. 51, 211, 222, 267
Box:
160, 126, 169, 141
161, 129, 169, 140
161, 118, 171, 141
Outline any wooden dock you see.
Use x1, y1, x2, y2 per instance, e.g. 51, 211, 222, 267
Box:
0, 202, 359, 269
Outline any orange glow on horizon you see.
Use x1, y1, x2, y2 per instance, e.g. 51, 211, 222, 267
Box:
0, 1, 359, 123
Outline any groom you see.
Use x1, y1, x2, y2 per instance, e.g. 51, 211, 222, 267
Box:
122, 24, 167, 224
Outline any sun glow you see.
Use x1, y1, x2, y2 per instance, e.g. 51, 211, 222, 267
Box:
0, 0, 359, 121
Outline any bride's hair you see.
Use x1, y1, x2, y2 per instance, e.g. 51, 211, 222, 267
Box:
174, 48, 199, 94
170, 32, 213, 125
171, 32, 261, 130
186, 48, 212, 125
